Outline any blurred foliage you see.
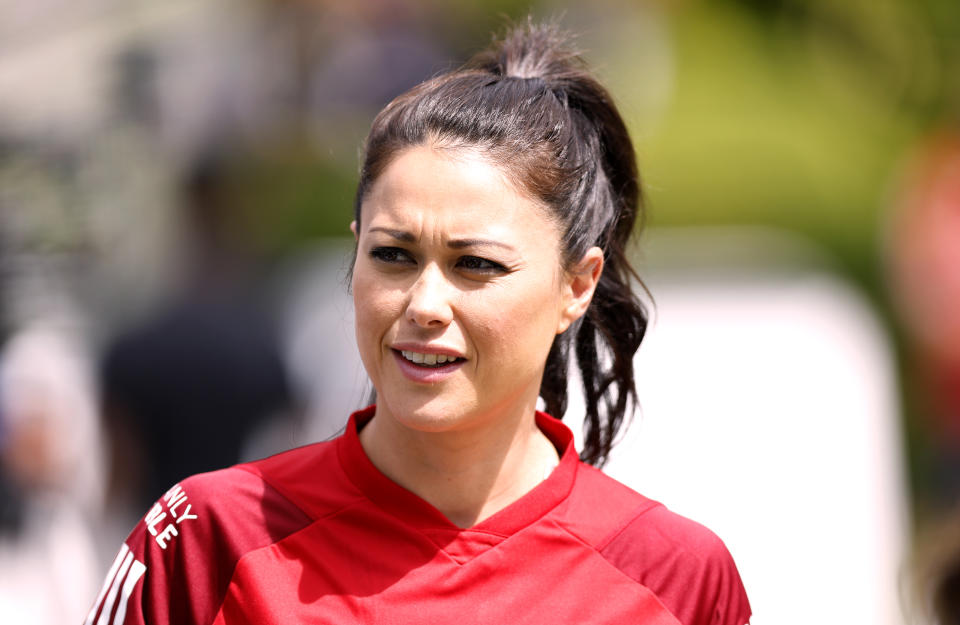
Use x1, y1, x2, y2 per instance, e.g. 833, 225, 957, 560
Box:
626, 0, 942, 293
206, 139, 356, 258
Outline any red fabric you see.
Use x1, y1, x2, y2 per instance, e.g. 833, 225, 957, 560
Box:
83, 467, 312, 625
597, 499, 752, 625
85, 407, 750, 625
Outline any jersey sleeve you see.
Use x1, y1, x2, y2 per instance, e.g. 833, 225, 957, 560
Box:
599, 504, 752, 625
82, 467, 312, 625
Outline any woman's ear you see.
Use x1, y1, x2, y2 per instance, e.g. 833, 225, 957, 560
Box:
350, 221, 358, 240
557, 247, 604, 334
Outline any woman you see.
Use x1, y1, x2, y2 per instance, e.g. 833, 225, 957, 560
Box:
85, 22, 750, 625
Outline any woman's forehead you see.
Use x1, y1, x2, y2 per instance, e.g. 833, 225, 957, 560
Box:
361, 145, 557, 239
372, 145, 511, 197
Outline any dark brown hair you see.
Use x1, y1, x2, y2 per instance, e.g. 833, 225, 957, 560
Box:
354, 20, 648, 467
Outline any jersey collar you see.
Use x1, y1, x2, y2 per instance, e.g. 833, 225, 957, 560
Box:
337, 405, 580, 536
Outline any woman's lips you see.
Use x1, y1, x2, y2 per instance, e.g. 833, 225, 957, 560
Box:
391, 348, 465, 383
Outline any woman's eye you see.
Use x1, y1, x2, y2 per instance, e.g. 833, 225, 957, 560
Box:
369, 247, 414, 265
457, 256, 506, 274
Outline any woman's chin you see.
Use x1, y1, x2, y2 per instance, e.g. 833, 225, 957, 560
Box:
376, 396, 481, 434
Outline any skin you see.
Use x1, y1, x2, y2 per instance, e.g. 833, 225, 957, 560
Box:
351, 143, 602, 528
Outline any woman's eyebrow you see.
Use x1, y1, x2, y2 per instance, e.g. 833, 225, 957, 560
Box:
368, 226, 415, 242
368, 227, 515, 252
447, 238, 516, 252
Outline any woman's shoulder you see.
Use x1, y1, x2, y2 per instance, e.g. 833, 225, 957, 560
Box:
132, 428, 360, 556
173, 432, 364, 539
86, 439, 346, 625
562, 463, 731, 554
170, 437, 340, 520
563, 463, 752, 625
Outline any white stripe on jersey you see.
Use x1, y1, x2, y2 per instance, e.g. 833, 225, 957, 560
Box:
97, 551, 133, 625
84, 544, 146, 625
84, 545, 129, 625
112, 559, 147, 625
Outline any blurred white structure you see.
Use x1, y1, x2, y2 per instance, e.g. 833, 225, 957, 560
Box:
568, 227, 910, 625
0, 323, 104, 624
269, 242, 369, 451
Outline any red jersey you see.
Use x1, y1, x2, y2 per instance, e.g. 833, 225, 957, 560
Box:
85, 407, 750, 625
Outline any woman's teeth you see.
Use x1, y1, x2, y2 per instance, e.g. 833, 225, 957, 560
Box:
400, 350, 459, 366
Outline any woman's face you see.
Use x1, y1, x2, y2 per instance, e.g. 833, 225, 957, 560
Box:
352, 144, 592, 434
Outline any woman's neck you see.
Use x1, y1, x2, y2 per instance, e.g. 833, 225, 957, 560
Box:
358, 403, 560, 528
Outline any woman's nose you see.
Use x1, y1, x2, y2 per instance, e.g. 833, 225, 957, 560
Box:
405, 264, 454, 328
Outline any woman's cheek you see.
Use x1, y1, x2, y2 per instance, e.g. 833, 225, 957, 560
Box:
476, 313, 524, 359
353, 279, 388, 364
